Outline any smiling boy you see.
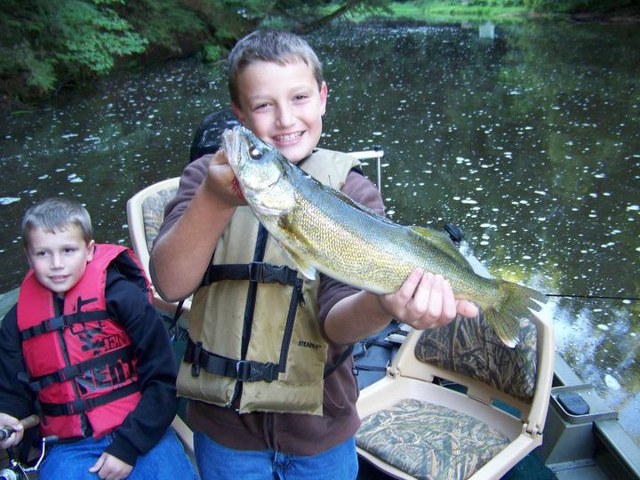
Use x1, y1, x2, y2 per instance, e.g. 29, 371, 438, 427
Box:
151, 30, 477, 479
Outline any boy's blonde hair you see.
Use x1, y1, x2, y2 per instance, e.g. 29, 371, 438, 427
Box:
21, 198, 93, 247
227, 29, 324, 106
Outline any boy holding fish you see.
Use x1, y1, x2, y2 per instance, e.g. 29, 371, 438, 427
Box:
151, 29, 478, 479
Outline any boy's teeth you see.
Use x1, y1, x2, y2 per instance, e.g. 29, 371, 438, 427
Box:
276, 132, 301, 142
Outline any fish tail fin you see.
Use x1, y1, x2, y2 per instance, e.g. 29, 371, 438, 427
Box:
484, 281, 548, 348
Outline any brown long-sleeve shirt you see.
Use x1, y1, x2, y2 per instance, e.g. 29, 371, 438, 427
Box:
153, 153, 385, 455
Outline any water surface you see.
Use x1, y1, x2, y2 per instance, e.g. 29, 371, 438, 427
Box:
1, 19, 638, 444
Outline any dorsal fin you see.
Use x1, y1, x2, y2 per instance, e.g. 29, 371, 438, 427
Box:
410, 226, 474, 271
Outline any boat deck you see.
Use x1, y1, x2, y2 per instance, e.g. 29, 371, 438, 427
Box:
1, 288, 638, 479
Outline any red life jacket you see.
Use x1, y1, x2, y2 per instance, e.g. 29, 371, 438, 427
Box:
17, 244, 151, 439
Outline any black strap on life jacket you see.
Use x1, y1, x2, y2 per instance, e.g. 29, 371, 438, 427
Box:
39, 382, 139, 417
19, 309, 108, 341
186, 224, 304, 388
184, 338, 278, 382
201, 261, 300, 287
323, 345, 354, 379
20, 346, 136, 392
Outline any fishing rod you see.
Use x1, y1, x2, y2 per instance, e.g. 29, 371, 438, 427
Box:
0, 415, 39, 441
544, 293, 640, 302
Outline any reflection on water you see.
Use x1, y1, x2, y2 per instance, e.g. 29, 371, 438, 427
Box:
1, 20, 639, 444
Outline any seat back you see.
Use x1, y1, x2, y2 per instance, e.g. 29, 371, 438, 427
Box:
125, 177, 195, 459
126, 177, 183, 313
407, 314, 540, 413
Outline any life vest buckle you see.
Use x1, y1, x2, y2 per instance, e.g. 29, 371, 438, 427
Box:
44, 314, 71, 332
236, 360, 278, 383
248, 262, 298, 285
191, 341, 203, 377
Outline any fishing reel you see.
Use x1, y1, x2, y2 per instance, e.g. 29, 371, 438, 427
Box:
0, 416, 55, 480
0, 434, 57, 480
0, 462, 27, 480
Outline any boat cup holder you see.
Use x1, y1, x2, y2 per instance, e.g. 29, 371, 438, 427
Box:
538, 384, 618, 465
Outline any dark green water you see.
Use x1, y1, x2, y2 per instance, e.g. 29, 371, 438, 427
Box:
1, 20, 638, 444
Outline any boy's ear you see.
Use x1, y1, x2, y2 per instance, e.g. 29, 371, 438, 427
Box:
86, 240, 96, 261
319, 81, 328, 115
231, 102, 245, 125
24, 248, 32, 268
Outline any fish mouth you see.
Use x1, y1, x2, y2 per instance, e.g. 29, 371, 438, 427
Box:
222, 126, 247, 177
223, 125, 263, 173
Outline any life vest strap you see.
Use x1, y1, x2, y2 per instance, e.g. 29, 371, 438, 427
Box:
19, 310, 108, 341
201, 261, 300, 287
25, 346, 135, 392
39, 382, 139, 416
184, 338, 279, 383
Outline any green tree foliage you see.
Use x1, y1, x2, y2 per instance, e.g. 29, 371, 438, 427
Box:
0, 0, 149, 101
54, 0, 148, 73
0, 0, 385, 105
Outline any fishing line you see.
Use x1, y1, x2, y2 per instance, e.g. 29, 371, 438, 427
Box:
544, 293, 640, 302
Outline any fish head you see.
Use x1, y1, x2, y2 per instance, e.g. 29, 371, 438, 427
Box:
222, 125, 296, 217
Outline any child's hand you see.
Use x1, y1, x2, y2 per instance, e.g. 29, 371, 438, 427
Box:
0, 413, 24, 449
204, 149, 247, 207
88, 452, 133, 480
377, 269, 479, 330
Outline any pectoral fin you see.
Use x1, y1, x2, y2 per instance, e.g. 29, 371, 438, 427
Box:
283, 246, 317, 280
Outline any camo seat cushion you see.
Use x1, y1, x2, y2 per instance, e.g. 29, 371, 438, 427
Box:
357, 398, 511, 480
415, 314, 538, 403
141, 186, 178, 252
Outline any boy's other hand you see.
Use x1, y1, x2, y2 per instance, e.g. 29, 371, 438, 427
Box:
89, 452, 133, 480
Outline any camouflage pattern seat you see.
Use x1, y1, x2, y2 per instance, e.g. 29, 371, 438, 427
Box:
126, 177, 189, 315
356, 313, 554, 480
141, 186, 178, 252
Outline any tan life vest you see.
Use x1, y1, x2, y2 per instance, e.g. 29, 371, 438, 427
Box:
177, 149, 361, 415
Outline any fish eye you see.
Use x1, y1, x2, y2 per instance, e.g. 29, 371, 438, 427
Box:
249, 146, 263, 159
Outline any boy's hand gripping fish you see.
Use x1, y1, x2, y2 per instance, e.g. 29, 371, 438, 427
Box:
222, 125, 548, 347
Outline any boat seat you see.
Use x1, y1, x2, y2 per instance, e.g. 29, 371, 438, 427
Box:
126, 177, 191, 316
126, 176, 195, 458
356, 310, 555, 480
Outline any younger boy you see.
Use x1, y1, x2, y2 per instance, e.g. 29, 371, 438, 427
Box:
151, 30, 478, 479
0, 198, 197, 480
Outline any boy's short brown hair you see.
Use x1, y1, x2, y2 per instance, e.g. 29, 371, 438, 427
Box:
21, 198, 93, 248
227, 29, 324, 106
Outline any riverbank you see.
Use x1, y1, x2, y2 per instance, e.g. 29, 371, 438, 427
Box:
377, 2, 640, 24
569, 5, 640, 24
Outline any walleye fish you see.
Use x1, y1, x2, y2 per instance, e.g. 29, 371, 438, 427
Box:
222, 125, 548, 347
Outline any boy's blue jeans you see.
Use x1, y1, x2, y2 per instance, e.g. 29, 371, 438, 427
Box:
39, 427, 197, 479
194, 432, 358, 480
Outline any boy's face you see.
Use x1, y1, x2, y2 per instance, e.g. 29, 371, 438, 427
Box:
231, 60, 327, 164
25, 225, 95, 297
